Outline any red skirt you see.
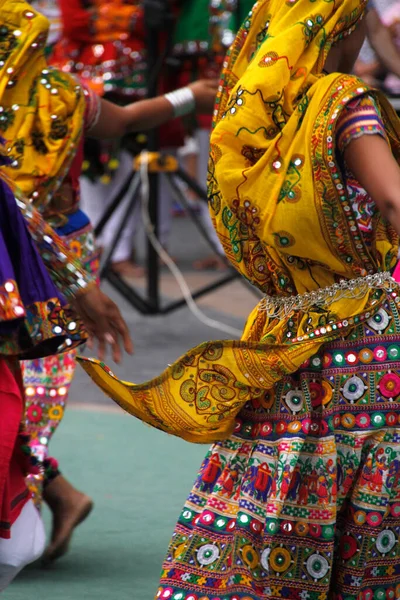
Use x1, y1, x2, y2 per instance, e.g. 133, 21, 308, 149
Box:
0, 359, 29, 539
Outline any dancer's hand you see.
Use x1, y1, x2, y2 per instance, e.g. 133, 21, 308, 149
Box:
189, 79, 220, 114
72, 286, 133, 363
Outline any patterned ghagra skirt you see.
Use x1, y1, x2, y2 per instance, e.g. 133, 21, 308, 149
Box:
23, 212, 100, 504
156, 297, 400, 600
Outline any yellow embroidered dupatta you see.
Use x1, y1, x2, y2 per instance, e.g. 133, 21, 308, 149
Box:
78, 0, 400, 443
0, 0, 86, 216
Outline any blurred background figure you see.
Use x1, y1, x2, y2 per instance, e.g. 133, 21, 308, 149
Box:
172, 0, 254, 270
380, 1, 400, 93
49, 0, 186, 279
31, 0, 62, 49
47, 0, 257, 276
355, 0, 400, 92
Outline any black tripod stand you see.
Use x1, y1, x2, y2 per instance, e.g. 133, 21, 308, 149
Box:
95, 0, 253, 315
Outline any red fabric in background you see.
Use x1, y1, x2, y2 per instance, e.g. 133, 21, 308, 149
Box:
50, 0, 185, 147
56, 0, 145, 44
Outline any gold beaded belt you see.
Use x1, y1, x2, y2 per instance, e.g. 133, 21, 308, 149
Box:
259, 271, 398, 320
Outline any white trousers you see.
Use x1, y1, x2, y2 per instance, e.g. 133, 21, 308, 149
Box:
0, 499, 46, 591
80, 150, 173, 263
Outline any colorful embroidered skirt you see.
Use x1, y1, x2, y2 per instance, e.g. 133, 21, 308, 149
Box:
23, 212, 99, 504
156, 298, 400, 600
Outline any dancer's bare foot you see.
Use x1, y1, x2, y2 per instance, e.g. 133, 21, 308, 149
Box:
193, 256, 228, 271
42, 475, 93, 565
111, 259, 145, 278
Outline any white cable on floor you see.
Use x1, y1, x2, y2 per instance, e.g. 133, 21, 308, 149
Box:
139, 151, 243, 338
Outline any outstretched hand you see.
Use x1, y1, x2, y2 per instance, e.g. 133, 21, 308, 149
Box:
189, 79, 220, 114
72, 286, 133, 363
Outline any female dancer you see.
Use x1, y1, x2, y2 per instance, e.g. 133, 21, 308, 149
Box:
80, 0, 400, 597
0, 0, 216, 564
0, 157, 131, 590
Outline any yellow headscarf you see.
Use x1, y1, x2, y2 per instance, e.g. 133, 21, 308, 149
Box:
78, 0, 400, 443
208, 0, 400, 342
0, 0, 85, 217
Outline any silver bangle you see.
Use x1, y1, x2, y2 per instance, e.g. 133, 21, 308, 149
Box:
164, 87, 196, 118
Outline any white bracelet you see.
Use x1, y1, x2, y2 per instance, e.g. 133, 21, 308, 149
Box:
164, 87, 196, 118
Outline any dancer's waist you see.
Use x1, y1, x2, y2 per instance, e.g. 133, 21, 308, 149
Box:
259, 271, 398, 320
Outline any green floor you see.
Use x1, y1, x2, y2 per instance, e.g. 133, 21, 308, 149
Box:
6, 407, 206, 600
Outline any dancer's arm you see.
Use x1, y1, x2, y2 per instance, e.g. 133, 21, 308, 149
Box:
88, 79, 219, 139
344, 134, 400, 235
16, 190, 133, 362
